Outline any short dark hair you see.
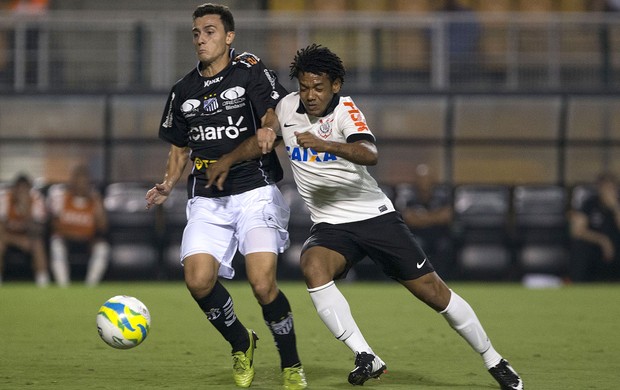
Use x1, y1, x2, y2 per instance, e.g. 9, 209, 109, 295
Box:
13, 173, 32, 187
289, 44, 346, 84
193, 3, 235, 32
597, 172, 617, 185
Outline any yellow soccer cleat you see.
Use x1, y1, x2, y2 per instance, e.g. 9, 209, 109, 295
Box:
283, 364, 308, 389
232, 329, 258, 388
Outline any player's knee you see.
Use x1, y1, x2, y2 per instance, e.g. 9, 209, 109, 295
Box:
301, 258, 332, 287
405, 272, 451, 311
250, 279, 277, 304
184, 270, 217, 299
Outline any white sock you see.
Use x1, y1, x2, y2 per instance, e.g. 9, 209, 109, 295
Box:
440, 290, 502, 369
308, 281, 374, 355
85, 242, 110, 286
35, 271, 49, 287
50, 237, 70, 287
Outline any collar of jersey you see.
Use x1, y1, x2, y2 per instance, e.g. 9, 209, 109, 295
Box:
296, 94, 340, 117
195, 48, 236, 77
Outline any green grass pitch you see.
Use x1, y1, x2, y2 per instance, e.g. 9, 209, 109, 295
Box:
1, 281, 618, 389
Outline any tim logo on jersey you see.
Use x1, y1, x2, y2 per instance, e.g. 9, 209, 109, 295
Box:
286, 145, 337, 163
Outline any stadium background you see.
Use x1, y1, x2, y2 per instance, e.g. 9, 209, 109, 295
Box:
1, 0, 619, 282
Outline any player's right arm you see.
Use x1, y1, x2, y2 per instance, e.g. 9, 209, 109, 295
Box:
570, 210, 615, 261
145, 144, 189, 209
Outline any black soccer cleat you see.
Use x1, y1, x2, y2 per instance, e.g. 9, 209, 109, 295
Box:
347, 352, 387, 386
488, 359, 523, 390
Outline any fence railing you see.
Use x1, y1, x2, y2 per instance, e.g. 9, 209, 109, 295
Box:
1, 10, 619, 93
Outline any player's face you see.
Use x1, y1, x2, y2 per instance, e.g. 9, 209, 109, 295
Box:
192, 15, 234, 68
298, 71, 341, 117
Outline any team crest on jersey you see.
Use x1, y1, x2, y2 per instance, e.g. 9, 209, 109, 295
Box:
203, 95, 219, 112
318, 118, 333, 139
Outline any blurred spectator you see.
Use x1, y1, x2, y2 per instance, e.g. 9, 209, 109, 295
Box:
47, 165, 109, 287
401, 164, 454, 278
569, 172, 620, 282
438, 0, 481, 83
0, 173, 49, 286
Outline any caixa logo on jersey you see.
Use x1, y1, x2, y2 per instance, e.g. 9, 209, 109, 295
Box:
286, 146, 337, 163
189, 116, 248, 141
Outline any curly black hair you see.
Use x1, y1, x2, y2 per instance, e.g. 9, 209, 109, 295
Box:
289, 44, 346, 84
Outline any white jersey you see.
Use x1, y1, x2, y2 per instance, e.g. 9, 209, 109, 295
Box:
276, 92, 395, 224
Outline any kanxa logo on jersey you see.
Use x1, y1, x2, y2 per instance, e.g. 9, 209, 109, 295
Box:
189, 116, 248, 141
286, 145, 337, 162
203, 76, 223, 88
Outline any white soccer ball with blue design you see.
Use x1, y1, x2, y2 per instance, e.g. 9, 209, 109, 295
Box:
96, 295, 151, 349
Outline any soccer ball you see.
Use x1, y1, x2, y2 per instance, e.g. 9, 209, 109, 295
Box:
96, 295, 151, 349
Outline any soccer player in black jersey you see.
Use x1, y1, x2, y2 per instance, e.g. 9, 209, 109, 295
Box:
145, 4, 306, 389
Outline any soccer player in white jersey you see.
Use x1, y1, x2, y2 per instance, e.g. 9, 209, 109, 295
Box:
254, 44, 523, 389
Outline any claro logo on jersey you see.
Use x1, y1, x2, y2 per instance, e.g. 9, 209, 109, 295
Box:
189, 116, 248, 141
286, 146, 337, 163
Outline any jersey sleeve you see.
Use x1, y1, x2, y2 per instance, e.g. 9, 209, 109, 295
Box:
235, 52, 287, 119
338, 97, 376, 144
158, 84, 189, 147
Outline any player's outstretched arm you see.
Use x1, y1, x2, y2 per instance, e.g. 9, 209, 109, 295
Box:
145, 145, 189, 209
295, 131, 378, 166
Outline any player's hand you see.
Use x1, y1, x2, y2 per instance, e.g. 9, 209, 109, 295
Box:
257, 127, 276, 154
600, 237, 615, 262
206, 156, 233, 191
295, 131, 326, 152
145, 182, 171, 209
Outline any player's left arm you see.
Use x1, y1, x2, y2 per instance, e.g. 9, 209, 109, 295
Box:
295, 131, 378, 166
296, 96, 378, 166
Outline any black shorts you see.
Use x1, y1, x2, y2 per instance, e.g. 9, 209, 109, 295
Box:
302, 212, 435, 281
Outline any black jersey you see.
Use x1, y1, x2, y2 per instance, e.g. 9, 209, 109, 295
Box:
159, 49, 287, 198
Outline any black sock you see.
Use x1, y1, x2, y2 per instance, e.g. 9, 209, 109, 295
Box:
262, 290, 301, 369
194, 281, 249, 353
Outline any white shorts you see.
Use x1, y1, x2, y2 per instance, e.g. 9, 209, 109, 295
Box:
180, 184, 290, 279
